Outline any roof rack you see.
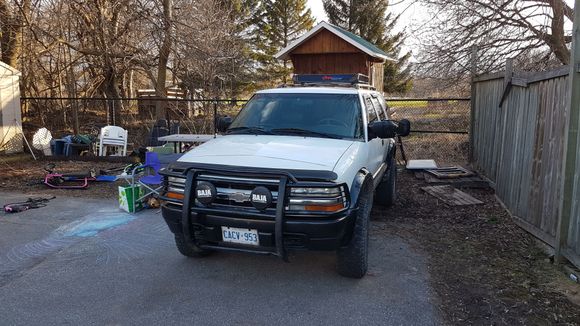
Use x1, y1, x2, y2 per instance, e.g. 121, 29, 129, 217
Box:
280, 74, 376, 90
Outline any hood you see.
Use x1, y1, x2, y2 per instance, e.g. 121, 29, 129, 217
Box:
178, 135, 355, 171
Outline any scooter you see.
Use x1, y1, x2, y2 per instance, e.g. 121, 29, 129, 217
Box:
43, 163, 122, 189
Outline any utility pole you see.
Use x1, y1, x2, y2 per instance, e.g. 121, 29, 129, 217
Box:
556, 0, 580, 264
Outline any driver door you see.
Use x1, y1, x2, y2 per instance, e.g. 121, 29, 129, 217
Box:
364, 95, 384, 177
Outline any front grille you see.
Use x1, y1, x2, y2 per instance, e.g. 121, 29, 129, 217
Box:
199, 174, 279, 213
163, 168, 348, 216
165, 173, 279, 214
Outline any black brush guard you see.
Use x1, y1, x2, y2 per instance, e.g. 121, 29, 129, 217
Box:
167, 164, 340, 262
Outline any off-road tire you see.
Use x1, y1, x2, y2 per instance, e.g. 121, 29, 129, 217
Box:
337, 182, 372, 278
174, 234, 212, 258
375, 154, 397, 207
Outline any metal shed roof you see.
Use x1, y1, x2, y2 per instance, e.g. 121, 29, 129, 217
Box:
275, 21, 396, 62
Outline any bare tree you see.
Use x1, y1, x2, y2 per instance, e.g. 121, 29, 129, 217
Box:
415, 0, 575, 82
0, 0, 30, 67
154, 0, 173, 119
172, 0, 250, 98
2, 0, 257, 130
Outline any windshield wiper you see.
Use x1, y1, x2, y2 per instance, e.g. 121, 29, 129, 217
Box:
271, 128, 342, 139
226, 126, 273, 135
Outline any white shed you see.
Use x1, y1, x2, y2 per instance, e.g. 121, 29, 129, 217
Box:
0, 62, 22, 154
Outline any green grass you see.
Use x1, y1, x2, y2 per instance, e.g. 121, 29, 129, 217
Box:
387, 100, 428, 108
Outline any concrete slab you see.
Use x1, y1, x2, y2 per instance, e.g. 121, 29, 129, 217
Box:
0, 194, 441, 325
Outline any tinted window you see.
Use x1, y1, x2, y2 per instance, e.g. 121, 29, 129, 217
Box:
229, 93, 363, 140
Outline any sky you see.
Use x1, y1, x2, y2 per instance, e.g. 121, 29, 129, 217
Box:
306, 0, 576, 28
306, 0, 427, 57
305, 0, 576, 57
306, 0, 426, 32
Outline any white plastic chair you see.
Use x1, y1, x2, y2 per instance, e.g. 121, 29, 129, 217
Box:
98, 125, 128, 156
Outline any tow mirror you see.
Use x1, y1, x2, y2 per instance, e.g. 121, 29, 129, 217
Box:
368, 119, 412, 139
368, 121, 398, 139
397, 119, 411, 137
217, 116, 232, 132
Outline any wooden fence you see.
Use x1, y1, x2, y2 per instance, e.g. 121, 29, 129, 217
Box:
471, 64, 580, 268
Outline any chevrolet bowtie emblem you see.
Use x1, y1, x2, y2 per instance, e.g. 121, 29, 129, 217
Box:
228, 192, 250, 203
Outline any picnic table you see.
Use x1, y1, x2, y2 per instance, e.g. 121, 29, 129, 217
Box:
157, 134, 220, 153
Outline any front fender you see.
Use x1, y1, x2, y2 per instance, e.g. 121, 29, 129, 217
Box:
349, 169, 373, 209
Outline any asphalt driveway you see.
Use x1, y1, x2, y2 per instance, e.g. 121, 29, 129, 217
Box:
0, 192, 440, 325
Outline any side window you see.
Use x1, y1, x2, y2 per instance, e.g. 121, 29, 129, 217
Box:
371, 95, 387, 121
364, 96, 378, 123
354, 109, 364, 139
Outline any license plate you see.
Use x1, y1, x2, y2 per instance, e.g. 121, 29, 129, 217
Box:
221, 227, 259, 246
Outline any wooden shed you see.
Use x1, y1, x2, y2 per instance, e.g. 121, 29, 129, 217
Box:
275, 22, 395, 91
137, 87, 192, 119
0, 62, 22, 154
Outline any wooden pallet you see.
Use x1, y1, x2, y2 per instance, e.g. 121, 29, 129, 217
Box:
421, 185, 484, 206
425, 166, 474, 179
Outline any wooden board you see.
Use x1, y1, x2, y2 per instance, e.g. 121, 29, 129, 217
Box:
290, 53, 368, 75
290, 29, 360, 55
425, 166, 473, 179
421, 185, 484, 206
423, 174, 490, 189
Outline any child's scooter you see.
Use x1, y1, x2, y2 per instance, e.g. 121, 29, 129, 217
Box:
43, 164, 116, 189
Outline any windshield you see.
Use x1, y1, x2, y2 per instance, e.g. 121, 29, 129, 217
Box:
228, 93, 363, 140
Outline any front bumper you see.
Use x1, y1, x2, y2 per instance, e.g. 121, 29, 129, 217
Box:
159, 163, 356, 260
161, 203, 357, 252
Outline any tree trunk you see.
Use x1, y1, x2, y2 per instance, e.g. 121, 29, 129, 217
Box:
549, 0, 571, 64
0, 0, 30, 67
155, 0, 173, 120
104, 66, 122, 126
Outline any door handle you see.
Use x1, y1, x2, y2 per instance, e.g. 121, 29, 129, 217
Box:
382, 139, 385, 146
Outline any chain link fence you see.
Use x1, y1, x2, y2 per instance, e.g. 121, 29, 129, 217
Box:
20, 97, 247, 149
387, 98, 471, 165
20, 97, 470, 164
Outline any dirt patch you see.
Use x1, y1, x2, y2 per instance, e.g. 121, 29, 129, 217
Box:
0, 156, 134, 199
372, 171, 580, 325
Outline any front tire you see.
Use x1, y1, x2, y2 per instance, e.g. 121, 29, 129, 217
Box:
174, 234, 212, 258
337, 182, 372, 278
375, 154, 397, 207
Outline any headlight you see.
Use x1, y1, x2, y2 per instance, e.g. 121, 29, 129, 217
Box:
166, 176, 186, 201
287, 185, 348, 213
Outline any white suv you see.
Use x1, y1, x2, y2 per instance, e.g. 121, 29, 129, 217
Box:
159, 74, 410, 278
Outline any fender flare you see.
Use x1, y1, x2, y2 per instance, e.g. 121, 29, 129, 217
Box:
342, 169, 374, 246
349, 168, 374, 209
387, 141, 396, 161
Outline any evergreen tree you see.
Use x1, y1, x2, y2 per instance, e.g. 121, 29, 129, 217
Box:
252, 0, 315, 85
323, 0, 412, 94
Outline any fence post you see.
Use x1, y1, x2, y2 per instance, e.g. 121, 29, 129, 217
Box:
504, 59, 514, 85
469, 45, 478, 163
72, 99, 79, 134
556, 0, 580, 264
105, 98, 110, 126
213, 99, 218, 138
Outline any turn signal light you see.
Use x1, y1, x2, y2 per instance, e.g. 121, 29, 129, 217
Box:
304, 203, 345, 212
166, 192, 185, 200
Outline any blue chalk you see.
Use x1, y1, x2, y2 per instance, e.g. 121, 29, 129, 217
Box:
63, 213, 135, 238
